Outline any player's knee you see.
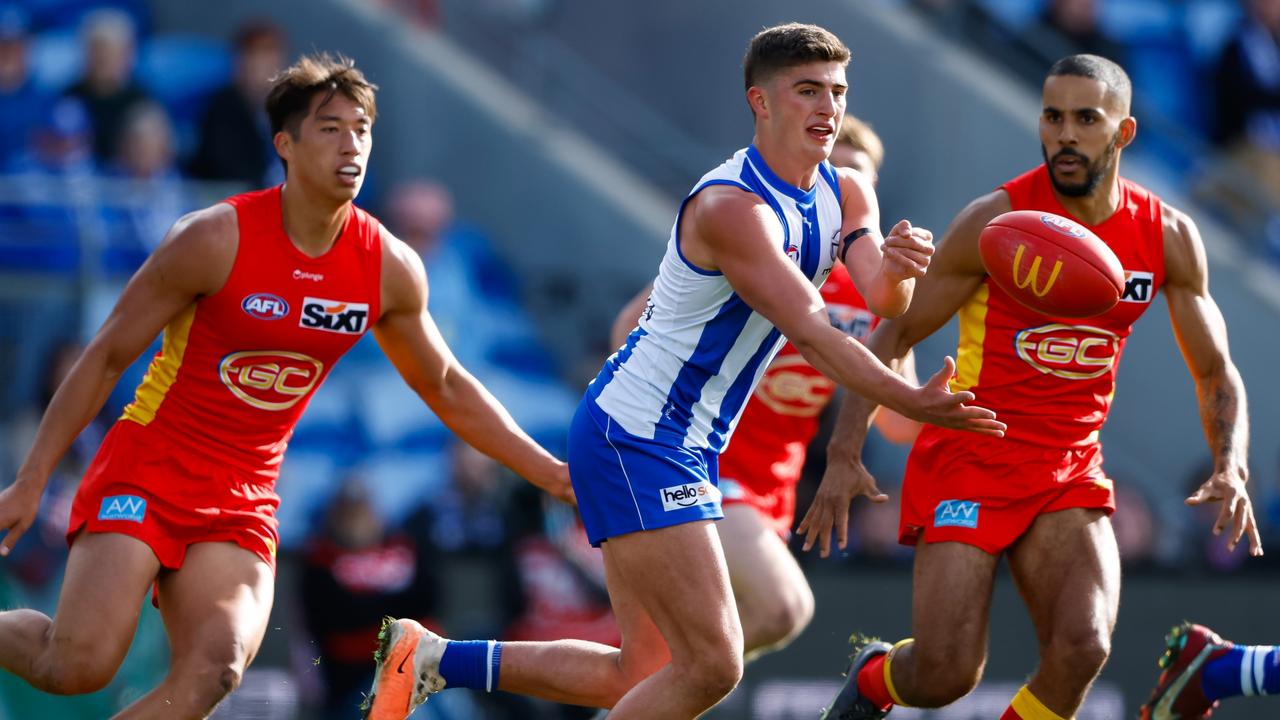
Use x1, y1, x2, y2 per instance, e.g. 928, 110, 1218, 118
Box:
683, 651, 743, 705
754, 585, 815, 649
33, 642, 120, 695
910, 645, 984, 707
178, 662, 243, 714
1047, 629, 1111, 677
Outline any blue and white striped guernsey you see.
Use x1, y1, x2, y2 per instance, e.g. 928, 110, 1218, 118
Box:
589, 145, 844, 452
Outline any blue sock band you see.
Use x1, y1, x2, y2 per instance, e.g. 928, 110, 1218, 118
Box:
438, 640, 502, 692
1203, 645, 1280, 700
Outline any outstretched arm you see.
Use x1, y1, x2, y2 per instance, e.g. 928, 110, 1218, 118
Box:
373, 228, 573, 504
798, 190, 1006, 556
1162, 206, 1260, 556
684, 184, 1001, 431
1, 205, 238, 555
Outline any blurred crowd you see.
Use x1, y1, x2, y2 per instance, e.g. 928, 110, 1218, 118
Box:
911, 0, 1280, 265
1, 1, 1279, 718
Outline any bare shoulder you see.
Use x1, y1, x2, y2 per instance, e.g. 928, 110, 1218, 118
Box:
377, 225, 428, 316
1160, 202, 1207, 287
834, 165, 875, 200
149, 202, 239, 295
686, 183, 774, 240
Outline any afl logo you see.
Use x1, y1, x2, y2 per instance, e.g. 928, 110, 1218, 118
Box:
1039, 214, 1087, 238
219, 351, 324, 411
242, 293, 289, 320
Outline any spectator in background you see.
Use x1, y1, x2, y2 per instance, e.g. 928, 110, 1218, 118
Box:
62, 8, 151, 163
188, 20, 286, 188
0, 5, 45, 168
107, 101, 187, 253
300, 475, 444, 720
1213, 0, 1280, 200
3, 97, 97, 266
1022, 0, 1125, 69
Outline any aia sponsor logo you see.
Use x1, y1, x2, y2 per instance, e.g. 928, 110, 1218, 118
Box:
935, 499, 980, 529
1015, 323, 1119, 380
1039, 213, 1087, 238
754, 354, 834, 418
241, 293, 289, 320
300, 297, 369, 334
219, 350, 324, 411
659, 480, 721, 512
1121, 270, 1154, 303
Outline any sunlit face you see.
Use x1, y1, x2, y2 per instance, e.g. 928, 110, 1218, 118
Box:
828, 144, 877, 186
276, 91, 372, 202
752, 61, 848, 168
1039, 74, 1132, 198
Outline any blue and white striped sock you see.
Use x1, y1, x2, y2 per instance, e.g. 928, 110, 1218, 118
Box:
437, 640, 504, 692
1202, 645, 1280, 701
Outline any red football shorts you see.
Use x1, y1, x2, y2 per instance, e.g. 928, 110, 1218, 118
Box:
68, 420, 281, 572
719, 471, 797, 541
899, 426, 1115, 554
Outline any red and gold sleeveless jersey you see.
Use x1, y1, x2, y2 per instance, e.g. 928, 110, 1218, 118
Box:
718, 262, 875, 486
120, 186, 382, 480
952, 165, 1165, 448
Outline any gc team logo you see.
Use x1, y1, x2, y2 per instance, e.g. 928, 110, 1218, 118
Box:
300, 297, 369, 334
659, 480, 722, 512
1039, 214, 1087, 238
219, 350, 324, 411
754, 355, 834, 418
1015, 323, 1119, 380
241, 293, 289, 320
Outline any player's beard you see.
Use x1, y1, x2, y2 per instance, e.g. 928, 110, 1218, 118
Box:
1042, 131, 1120, 198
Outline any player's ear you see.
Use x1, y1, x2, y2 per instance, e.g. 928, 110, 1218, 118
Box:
747, 86, 768, 118
274, 130, 292, 165
1116, 116, 1137, 150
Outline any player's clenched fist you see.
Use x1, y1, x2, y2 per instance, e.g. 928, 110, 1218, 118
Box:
881, 219, 934, 281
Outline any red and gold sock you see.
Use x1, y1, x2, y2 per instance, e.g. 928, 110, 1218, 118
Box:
855, 638, 913, 711
1001, 686, 1067, 720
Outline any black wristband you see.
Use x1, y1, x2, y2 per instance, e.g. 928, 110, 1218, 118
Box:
839, 227, 872, 264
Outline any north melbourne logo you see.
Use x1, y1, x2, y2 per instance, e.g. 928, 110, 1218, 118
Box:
659, 481, 722, 512
300, 297, 369, 334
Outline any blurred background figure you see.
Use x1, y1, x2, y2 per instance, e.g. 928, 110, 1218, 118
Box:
299, 474, 451, 719
106, 100, 186, 254
1213, 0, 1280, 203
0, 5, 46, 168
1025, 0, 1124, 65
188, 19, 286, 188
63, 8, 152, 164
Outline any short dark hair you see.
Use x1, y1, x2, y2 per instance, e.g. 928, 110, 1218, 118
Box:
743, 23, 850, 92
1046, 54, 1132, 114
265, 52, 378, 173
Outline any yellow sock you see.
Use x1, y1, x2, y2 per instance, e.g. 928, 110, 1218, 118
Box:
1005, 686, 1069, 720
